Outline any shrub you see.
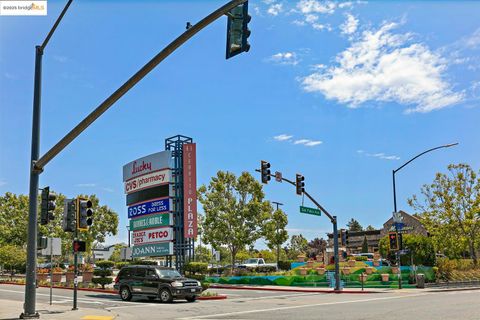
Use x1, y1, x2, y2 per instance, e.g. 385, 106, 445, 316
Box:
278, 260, 293, 271
184, 262, 208, 275
115, 262, 129, 270
92, 261, 113, 289
188, 274, 206, 281
130, 260, 158, 265
82, 264, 94, 272
354, 256, 368, 261
96, 260, 114, 269
252, 265, 277, 273
436, 258, 455, 281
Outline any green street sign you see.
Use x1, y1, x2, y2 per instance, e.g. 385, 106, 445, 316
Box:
300, 206, 322, 216
129, 213, 172, 231
132, 242, 173, 258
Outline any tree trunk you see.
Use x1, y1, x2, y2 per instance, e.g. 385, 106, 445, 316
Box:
469, 241, 478, 265
276, 245, 280, 266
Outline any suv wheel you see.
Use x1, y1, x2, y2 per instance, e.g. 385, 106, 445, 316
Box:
120, 286, 132, 301
159, 288, 173, 303
186, 296, 196, 303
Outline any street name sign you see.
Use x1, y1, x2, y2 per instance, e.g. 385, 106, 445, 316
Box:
132, 242, 173, 258
300, 206, 322, 216
130, 213, 173, 231
127, 197, 172, 218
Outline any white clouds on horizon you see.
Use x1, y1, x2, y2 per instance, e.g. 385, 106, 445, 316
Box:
76, 183, 96, 187
301, 22, 464, 113
267, 3, 283, 16
267, 52, 300, 65
273, 134, 322, 147
357, 150, 400, 160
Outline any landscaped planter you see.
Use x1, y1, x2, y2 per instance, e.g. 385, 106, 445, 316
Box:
316, 267, 326, 275
82, 271, 93, 283
299, 268, 308, 275
365, 267, 374, 275
342, 267, 351, 275
348, 260, 356, 267
52, 273, 63, 283
297, 255, 306, 262
36, 273, 48, 282
391, 267, 399, 274
66, 272, 75, 284
381, 274, 390, 282
359, 274, 368, 282
306, 260, 314, 268
373, 260, 380, 267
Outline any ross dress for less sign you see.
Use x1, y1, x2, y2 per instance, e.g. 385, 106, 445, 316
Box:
183, 143, 197, 238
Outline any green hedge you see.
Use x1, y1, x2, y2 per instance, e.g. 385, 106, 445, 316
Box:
96, 260, 114, 269
115, 261, 129, 270
278, 260, 293, 270
184, 262, 208, 275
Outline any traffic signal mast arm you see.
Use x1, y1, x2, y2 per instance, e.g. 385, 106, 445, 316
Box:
33, 0, 248, 172
254, 169, 335, 223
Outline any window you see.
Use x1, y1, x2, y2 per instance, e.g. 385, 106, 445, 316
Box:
146, 269, 157, 277
119, 268, 133, 279
134, 268, 146, 277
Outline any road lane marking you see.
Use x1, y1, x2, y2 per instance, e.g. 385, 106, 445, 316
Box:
177, 293, 430, 319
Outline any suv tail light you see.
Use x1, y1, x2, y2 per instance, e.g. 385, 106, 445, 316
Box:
114, 275, 119, 284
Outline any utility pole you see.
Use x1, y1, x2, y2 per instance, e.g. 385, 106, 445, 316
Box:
23, 2, 73, 318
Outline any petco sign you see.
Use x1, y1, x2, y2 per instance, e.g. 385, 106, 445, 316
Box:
132, 227, 173, 245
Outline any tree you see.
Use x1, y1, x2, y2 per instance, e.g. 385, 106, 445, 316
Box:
307, 237, 327, 259
263, 208, 289, 265
0, 191, 119, 262
361, 236, 369, 253
198, 171, 272, 270
286, 234, 308, 259
347, 218, 363, 231
409, 164, 480, 264
194, 245, 212, 263
365, 225, 376, 231
0, 244, 26, 274
379, 234, 435, 266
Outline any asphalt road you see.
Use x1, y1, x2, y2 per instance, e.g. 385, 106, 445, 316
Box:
1, 284, 479, 320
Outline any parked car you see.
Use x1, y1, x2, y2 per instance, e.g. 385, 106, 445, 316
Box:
113, 265, 202, 303
237, 258, 277, 269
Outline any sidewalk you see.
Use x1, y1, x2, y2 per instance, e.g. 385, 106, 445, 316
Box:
0, 299, 115, 320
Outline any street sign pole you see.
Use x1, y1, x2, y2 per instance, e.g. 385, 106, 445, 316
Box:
72, 228, 78, 310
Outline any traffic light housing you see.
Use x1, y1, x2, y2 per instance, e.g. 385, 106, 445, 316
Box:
226, 1, 251, 59
296, 174, 305, 195
73, 240, 86, 253
40, 186, 56, 225
37, 235, 47, 250
76, 197, 93, 231
261, 160, 271, 184
62, 199, 76, 232
389, 232, 399, 251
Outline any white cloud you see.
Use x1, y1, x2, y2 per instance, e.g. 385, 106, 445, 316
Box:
76, 183, 96, 187
297, 0, 336, 14
274, 134, 293, 141
0, 180, 7, 187
102, 187, 114, 193
53, 55, 68, 63
463, 28, 480, 49
267, 3, 283, 16
357, 150, 399, 160
301, 22, 464, 113
340, 13, 358, 35
268, 52, 300, 65
294, 139, 323, 147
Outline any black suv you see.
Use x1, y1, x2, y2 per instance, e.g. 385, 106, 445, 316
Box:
114, 265, 202, 303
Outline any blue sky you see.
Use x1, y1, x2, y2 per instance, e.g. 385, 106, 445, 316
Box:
1, 0, 479, 246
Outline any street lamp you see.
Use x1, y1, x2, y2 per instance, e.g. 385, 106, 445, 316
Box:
391, 142, 458, 289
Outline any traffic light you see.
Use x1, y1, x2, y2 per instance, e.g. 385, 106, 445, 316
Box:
76, 197, 93, 231
260, 160, 271, 184
37, 235, 47, 250
73, 240, 86, 253
62, 199, 76, 232
389, 232, 399, 251
40, 186, 56, 225
226, 1, 251, 59
295, 174, 305, 195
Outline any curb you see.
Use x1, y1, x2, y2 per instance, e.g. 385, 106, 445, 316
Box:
209, 284, 379, 294
0, 281, 117, 294
425, 287, 480, 293
198, 295, 227, 300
